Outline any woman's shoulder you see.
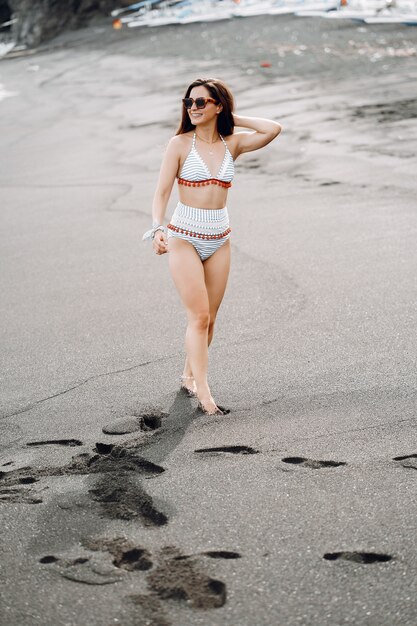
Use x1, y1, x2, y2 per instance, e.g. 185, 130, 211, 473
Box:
170, 132, 194, 145
167, 132, 194, 154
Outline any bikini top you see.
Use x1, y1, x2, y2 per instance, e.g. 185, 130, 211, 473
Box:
178, 132, 234, 189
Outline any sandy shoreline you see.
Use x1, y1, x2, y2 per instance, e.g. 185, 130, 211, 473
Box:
1, 13, 417, 626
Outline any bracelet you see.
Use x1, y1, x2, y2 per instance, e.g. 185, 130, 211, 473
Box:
142, 224, 167, 241
152, 225, 167, 240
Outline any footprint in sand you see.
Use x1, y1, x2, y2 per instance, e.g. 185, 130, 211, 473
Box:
202, 551, 241, 559
42, 538, 232, 622
40, 538, 154, 586
0, 471, 42, 504
393, 453, 417, 470
83, 537, 153, 571
0, 485, 43, 504
0, 443, 165, 485
282, 456, 346, 469
323, 551, 393, 564
143, 546, 227, 609
194, 445, 259, 456
39, 553, 124, 585
26, 439, 83, 447
173, 550, 241, 561
102, 409, 168, 435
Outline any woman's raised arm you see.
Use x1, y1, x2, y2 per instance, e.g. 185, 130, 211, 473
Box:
232, 114, 282, 157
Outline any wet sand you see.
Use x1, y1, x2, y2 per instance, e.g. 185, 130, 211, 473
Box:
1, 13, 417, 626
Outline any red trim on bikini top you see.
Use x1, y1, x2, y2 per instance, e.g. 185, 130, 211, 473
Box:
177, 177, 232, 188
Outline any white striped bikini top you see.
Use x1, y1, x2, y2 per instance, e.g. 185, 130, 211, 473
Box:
178, 132, 234, 189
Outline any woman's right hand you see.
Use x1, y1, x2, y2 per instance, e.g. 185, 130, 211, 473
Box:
153, 230, 168, 255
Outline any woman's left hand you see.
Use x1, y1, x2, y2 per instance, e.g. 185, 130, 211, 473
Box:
153, 230, 169, 255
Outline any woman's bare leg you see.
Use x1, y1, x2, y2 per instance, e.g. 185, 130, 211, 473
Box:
168, 236, 219, 412
204, 239, 231, 344
181, 239, 231, 392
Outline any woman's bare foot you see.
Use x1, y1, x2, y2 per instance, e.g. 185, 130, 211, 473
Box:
196, 390, 224, 416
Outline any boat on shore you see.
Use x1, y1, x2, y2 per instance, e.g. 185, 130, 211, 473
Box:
365, 12, 417, 21
364, 2, 417, 22
111, 0, 417, 28
232, 0, 280, 16
177, 1, 234, 24
0, 41, 15, 58
124, 0, 234, 27
308, 0, 417, 23
0, 16, 16, 58
116, 0, 333, 27
126, 1, 193, 27
271, 0, 338, 15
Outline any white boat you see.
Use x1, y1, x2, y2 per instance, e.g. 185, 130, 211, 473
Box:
364, 4, 417, 21
114, 0, 417, 27
119, 0, 187, 25
232, 0, 277, 17
118, 2, 159, 26
268, 0, 306, 15
268, 0, 338, 15
128, 5, 191, 27
127, 0, 232, 27
295, 7, 338, 15
146, 13, 190, 26
112, 0, 161, 17
178, 1, 233, 23
295, 2, 340, 16
121, 12, 146, 24
318, 0, 417, 21
0, 41, 15, 58
365, 12, 417, 21
0, 14, 16, 57
322, 9, 378, 17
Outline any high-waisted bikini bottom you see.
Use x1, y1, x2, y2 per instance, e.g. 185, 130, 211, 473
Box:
167, 202, 231, 262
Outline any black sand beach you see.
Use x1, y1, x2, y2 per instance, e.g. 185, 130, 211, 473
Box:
1, 13, 417, 626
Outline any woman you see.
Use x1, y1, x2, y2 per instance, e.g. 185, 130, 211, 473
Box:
143, 78, 282, 415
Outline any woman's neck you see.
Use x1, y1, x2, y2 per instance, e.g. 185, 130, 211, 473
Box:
194, 125, 219, 143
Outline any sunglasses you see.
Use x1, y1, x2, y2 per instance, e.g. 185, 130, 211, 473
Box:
182, 97, 218, 110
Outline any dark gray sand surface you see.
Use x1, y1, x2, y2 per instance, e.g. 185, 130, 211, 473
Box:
1, 13, 417, 626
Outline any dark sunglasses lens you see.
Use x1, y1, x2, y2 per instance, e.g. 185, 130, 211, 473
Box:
183, 98, 193, 109
195, 98, 207, 109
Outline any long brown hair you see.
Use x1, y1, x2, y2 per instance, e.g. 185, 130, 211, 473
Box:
176, 78, 235, 136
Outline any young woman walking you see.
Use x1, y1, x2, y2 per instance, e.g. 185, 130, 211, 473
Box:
143, 78, 282, 415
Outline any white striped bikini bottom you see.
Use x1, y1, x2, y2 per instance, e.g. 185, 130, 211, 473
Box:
167, 202, 231, 261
